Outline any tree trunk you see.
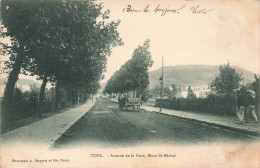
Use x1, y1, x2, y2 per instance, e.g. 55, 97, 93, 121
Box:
82, 93, 85, 102
2, 52, 24, 123
54, 79, 60, 111
77, 92, 80, 104
68, 91, 71, 104
36, 74, 48, 117
74, 94, 77, 105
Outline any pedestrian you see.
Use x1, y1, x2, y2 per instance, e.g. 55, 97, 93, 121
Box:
244, 90, 258, 123
236, 87, 247, 124
118, 94, 122, 109
118, 94, 126, 110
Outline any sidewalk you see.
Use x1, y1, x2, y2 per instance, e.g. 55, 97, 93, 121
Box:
142, 106, 260, 137
0, 99, 96, 147
109, 98, 260, 137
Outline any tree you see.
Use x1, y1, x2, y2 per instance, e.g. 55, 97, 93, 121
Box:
171, 84, 181, 98
1, 0, 123, 120
104, 40, 153, 97
150, 85, 161, 98
162, 87, 173, 99
187, 86, 196, 98
0, 0, 34, 121
129, 39, 153, 92
210, 63, 242, 97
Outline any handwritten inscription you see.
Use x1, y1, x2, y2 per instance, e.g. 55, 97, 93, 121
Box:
122, 4, 214, 16
154, 4, 186, 16
190, 5, 214, 14
123, 5, 141, 13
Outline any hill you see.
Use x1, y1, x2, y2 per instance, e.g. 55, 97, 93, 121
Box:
0, 78, 41, 87
148, 65, 256, 87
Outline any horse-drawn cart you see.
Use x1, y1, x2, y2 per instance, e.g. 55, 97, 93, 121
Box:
118, 96, 142, 111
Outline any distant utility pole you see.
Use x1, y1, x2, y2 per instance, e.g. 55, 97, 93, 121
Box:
160, 55, 164, 112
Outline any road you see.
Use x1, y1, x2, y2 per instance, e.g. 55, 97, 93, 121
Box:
54, 98, 258, 148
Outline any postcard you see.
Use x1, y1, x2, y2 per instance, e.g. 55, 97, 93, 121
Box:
0, 0, 259, 167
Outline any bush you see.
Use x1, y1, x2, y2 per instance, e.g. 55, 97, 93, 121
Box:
8, 88, 38, 120
6, 88, 57, 120
155, 95, 237, 115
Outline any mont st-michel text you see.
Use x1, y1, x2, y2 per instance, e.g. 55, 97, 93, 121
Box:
105, 153, 176, 158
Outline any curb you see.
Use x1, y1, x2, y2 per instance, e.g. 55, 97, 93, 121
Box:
48, 99, 97, 148
145, 109, 260, 137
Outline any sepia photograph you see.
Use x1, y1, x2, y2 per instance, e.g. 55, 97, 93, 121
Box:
0, 0, 260, 167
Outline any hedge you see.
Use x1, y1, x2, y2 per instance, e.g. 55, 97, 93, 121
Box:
155, 96, 237, 115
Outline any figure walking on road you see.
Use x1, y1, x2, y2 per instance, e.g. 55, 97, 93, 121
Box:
236, 89, 258, 124
245, 90, 258, 123
236, 88, 246, 124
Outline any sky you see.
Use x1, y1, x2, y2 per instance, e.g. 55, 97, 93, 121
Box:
99, 0, 260, 82
1, 0, 259, 85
